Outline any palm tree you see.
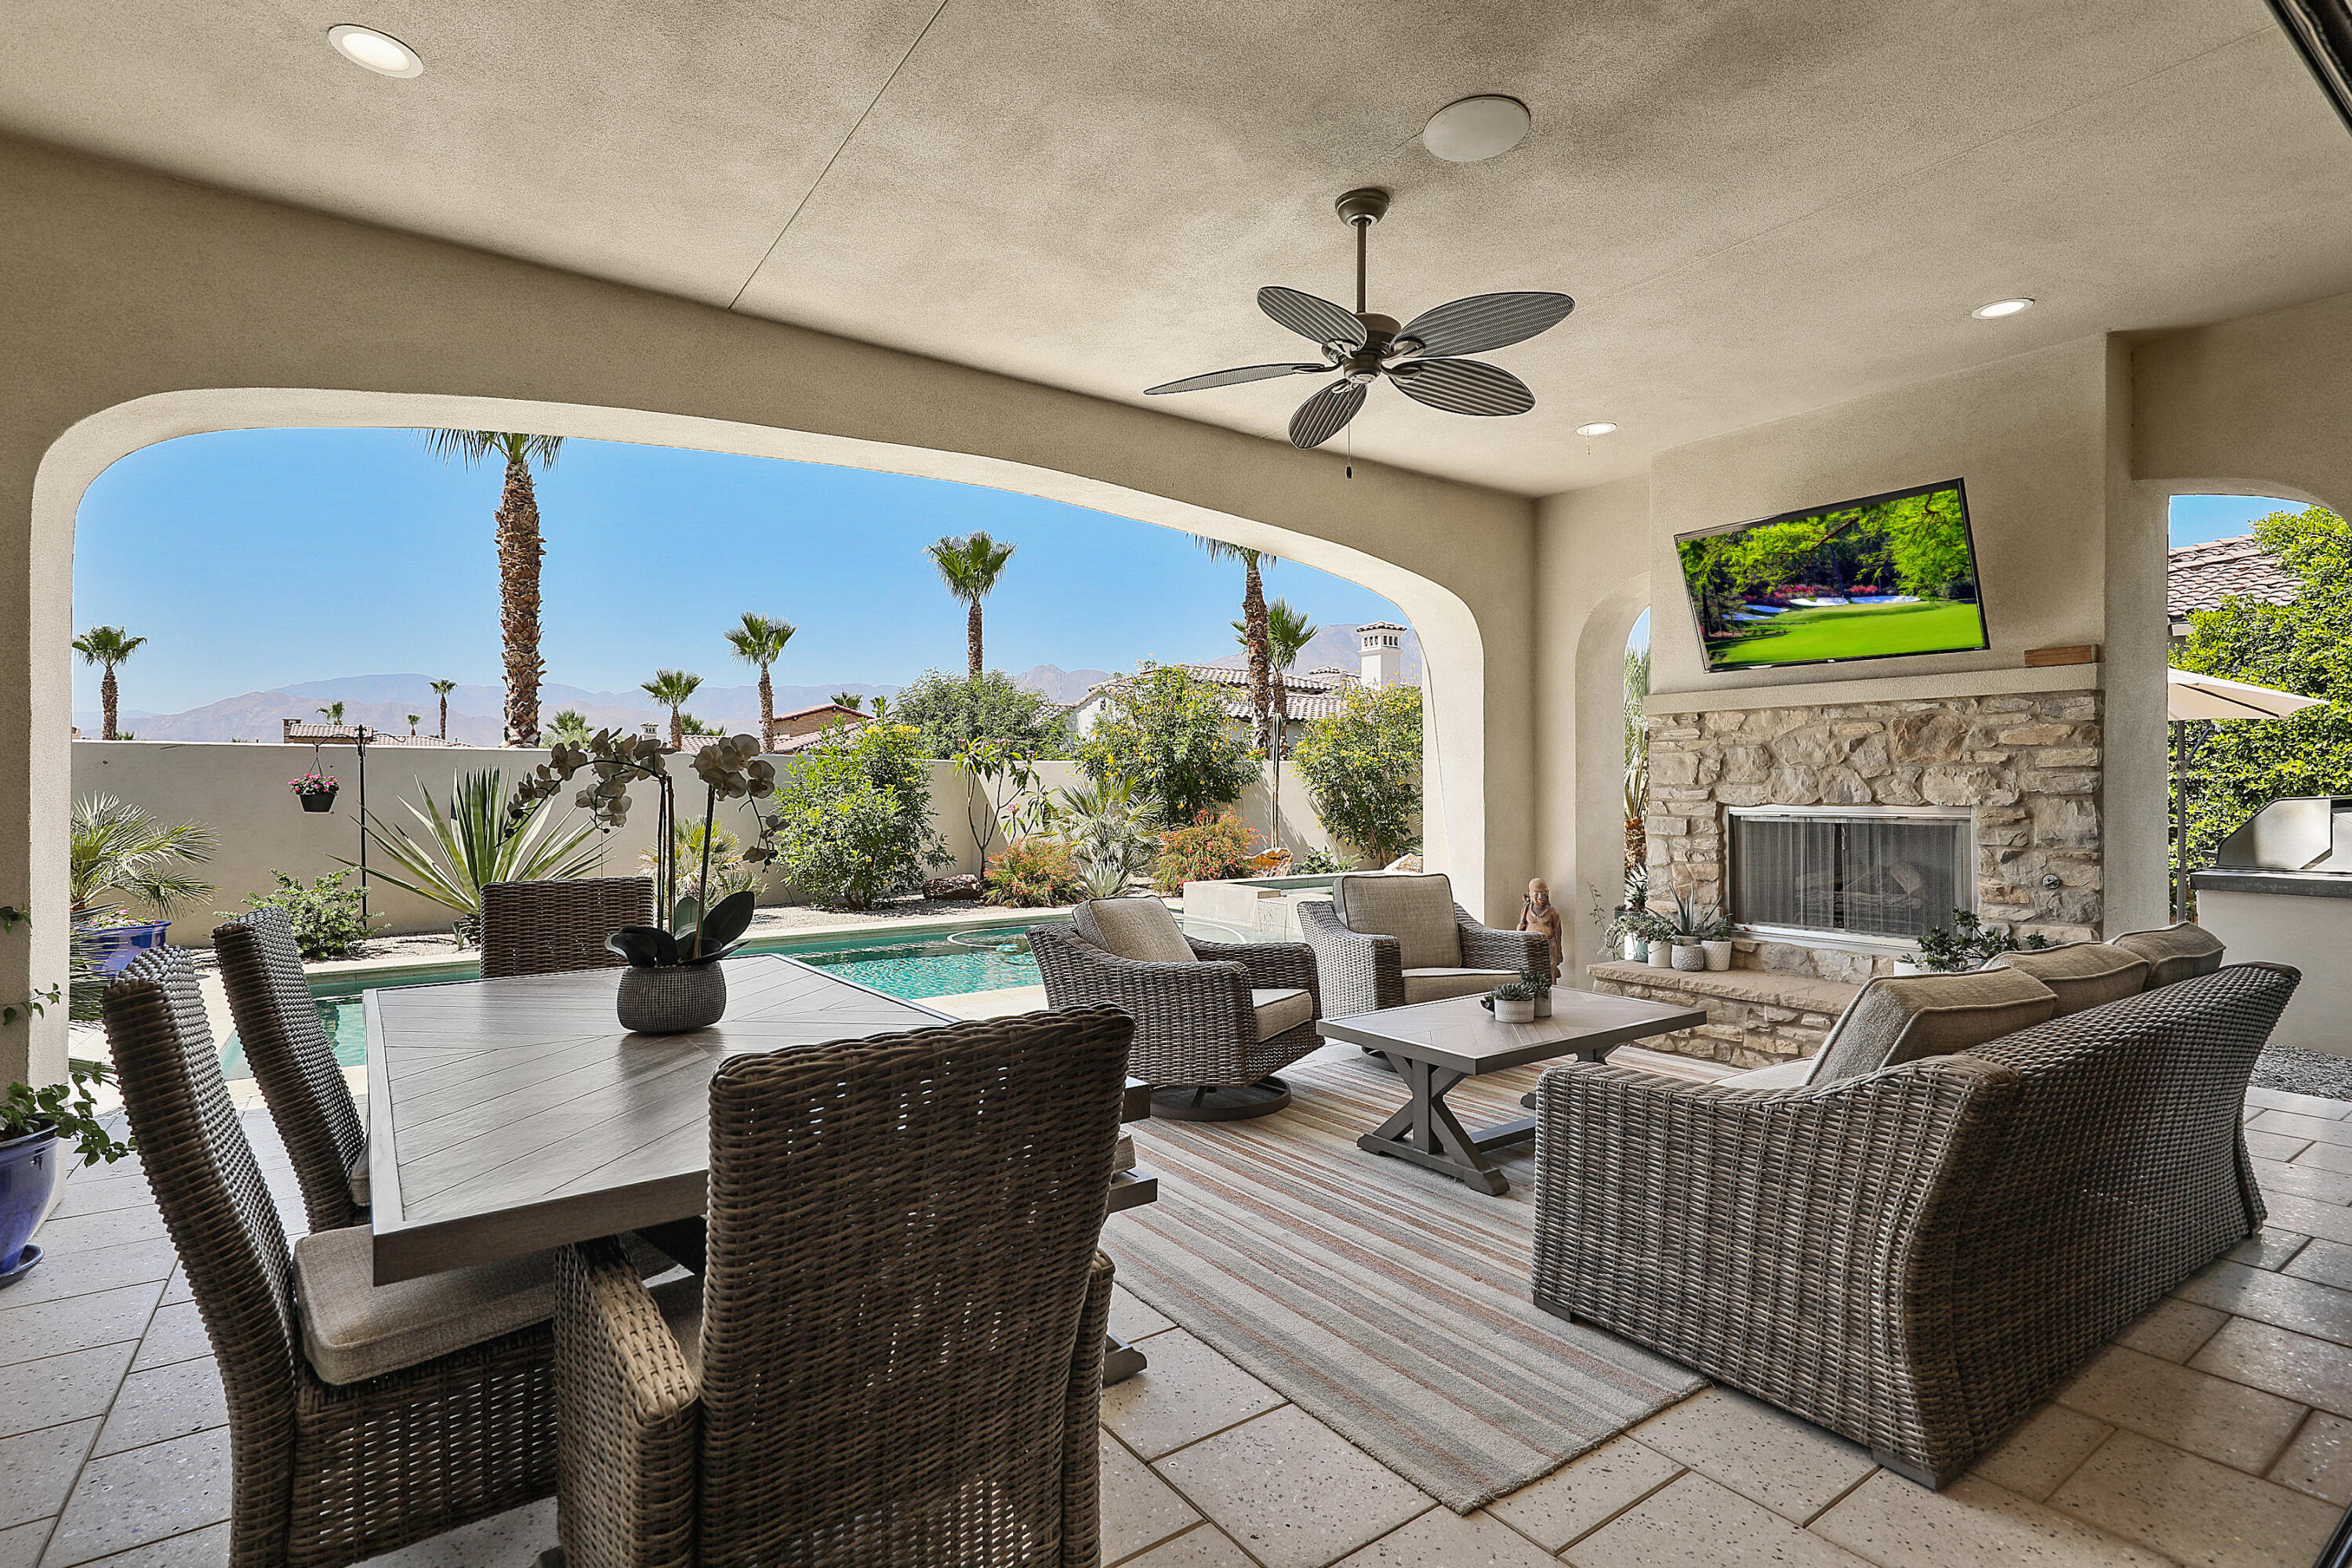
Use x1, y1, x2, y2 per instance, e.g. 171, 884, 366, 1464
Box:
71, 795, 217, 920
421, 430, 564, 746
73, 626, 146, 740
724, 612, 797, 749
642, 670, 702, 750
829, 692, 865, 712
1249, 599, 1318, 852
1196, 539, 1278, 746
544, 709, 593, 747
928, 532, 1016, 678
429, 678, 457, 739
406, 713, 421, 736
317, 702, 346, 725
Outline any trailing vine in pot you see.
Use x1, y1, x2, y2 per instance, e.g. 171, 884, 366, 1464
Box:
1902, 909, 2053, 975
506, 731, 784, 1035
2, 1058, 133, 1287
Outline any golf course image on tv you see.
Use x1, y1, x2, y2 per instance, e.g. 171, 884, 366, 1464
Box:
1675, 479, 1988, 672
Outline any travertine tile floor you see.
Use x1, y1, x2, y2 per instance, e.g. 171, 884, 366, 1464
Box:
4, 1076, 2349, 1567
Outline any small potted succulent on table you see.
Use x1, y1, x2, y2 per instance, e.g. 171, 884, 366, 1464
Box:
1487, 978, 1542, 1024
2, 1062, 135, 1288
289, 771, 339, 813
1521, 968, 1555, 1018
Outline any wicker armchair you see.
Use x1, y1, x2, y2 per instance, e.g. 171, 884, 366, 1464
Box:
1530, 962, 2298, 1488
550, 1007, 1131, 1568
1030, 897, 1321, 1120
1298, 872, 1545, 1019
480, 877, 657, 979
103, 948, 562, 1568
213, 908, 369, 1232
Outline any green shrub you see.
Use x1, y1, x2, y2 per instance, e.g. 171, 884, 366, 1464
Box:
1077, 666, 1257, 826
1152, 811, 1259, 893
1290, 684, 1423, 867
893, 670, 1075, 758
769, 722, 949, 909
984, 837, 1083, 907
1292, 846, 1355, 875
229, 869, 374, 960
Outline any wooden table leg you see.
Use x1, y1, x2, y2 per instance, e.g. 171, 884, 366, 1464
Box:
1356, 1054, 1512, 1196
1104, 1332, 1147, 1385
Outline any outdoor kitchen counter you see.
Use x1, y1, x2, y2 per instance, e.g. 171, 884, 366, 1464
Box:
2191, 869, 2352, 1058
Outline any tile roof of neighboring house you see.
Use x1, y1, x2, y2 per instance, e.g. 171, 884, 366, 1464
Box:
773, 702, 871, 725
281, 720, 474, 746
1075, 662, 1355, 725
2169, 534, 2299, 620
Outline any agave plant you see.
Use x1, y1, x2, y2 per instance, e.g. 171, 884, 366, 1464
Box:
351, 769, 605, 917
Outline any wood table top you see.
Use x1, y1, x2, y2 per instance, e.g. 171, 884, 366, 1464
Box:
1315, 989, 1709, 1076
364, 955, 955, 1284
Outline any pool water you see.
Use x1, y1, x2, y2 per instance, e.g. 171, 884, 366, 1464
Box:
216, 916, 1256, 1076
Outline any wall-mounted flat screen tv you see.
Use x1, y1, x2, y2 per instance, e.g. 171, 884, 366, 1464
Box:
1675, 478, 1988, 672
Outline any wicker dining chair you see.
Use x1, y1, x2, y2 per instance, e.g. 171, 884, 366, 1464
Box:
479, 877, 658, 979
1030, 897, 1322, 1120
214, 907, 368, 1232
551, 1006, 1133, 1568
103, 947, 563, 1568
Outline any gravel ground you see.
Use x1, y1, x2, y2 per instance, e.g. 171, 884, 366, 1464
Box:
2252, 1045, 2352, 1102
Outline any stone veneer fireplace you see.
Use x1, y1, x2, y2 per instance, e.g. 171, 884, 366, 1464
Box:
1591, 688, 2103, 1068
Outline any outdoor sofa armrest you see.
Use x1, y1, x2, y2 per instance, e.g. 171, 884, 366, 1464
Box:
1187, 937, 1320, 1014
1058, 1250, 1116, 1568
1455, 906, 1548, 975
1297, 899, 1403, 1016
553, 1236, 700, 1568
1530, 1054, 2021, 1486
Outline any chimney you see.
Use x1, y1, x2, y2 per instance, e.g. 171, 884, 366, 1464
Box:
1357, 622, 1405, 689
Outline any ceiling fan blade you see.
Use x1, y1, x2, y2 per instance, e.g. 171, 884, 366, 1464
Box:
1387, 358, 1535, 416
1259, 286, 1367, 347
1287, 380, 1368, 448
1394, 292, 1574, 358
1144, 362, 1328, 395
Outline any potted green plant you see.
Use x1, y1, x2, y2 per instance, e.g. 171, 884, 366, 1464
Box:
1639, 908, 1676, 968
289, 771, 339, 812
70, 795, 216, 976
605, 889, 759, 1034
2, 1061, 134, 1288
1488, 978, 1541, 1024
1697, 905, 1735, 971
1904, 909, 2053, 975
1521, 968, 1554, 1018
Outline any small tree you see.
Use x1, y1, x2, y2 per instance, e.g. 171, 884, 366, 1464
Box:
892, 670, 1073, 758
1076, 666, 1256, 826
1291, 683, 1423, 867
768, 722, 949, 909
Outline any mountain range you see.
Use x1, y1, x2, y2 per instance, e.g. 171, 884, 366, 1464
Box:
74, 628, 1413, 743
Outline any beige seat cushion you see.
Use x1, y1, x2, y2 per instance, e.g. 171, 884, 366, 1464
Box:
1808, 968, 2060, 1085
2111, 923, 2227, 989
1725, 1058, 1815, 1089
293, 1225, 555, 1385
347, 1138, 369, 1207
1985, 942, 2151, 1015
1080, 898, 1195, 964
1251, 987, 1313, 1038
1335, 873, 1462, 969
1402, 967, 1519, 1005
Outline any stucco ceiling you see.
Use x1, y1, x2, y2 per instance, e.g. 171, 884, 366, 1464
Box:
6, 0, 2352, 495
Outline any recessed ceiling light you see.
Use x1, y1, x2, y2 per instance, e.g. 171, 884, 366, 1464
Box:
1575, 421, 1618, 437
328, 24, 423, 78
1970, 296, 2034, 320
1422, 96, 1531, 163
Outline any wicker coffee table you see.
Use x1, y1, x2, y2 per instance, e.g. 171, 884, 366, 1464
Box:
1316, 989, 1707, 1194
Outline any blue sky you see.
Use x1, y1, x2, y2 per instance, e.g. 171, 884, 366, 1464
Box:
2168, 493, 2303, 547
71, 429, 1409, 713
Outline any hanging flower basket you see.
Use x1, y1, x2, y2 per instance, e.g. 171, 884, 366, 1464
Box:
289, 772, 340, 812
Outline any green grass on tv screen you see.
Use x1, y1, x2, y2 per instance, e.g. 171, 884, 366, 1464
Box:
1677, 483, 1987, 670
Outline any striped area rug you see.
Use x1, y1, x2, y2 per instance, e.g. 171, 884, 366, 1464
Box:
1103, 1049, 1704, 1512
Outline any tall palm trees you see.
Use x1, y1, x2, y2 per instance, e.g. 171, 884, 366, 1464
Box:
422, 430, 564, 747
1247, 599, 1317, 853
73, 626, 145, 740
724, 613, 797, 750
316, 702, 347, 725
642, 670, 702, 750
1196, 539, 1278, 747
928, 532, 1016, 678
429, 678, 456, 740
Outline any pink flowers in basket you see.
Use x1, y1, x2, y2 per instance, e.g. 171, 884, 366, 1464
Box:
288, 772, 339, 798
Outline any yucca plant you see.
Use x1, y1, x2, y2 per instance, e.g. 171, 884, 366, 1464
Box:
350, 769, 604, 920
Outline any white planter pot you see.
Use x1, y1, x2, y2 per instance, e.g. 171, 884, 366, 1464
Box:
1533, 991, 1553, 1018
1701, 940, 1733, 972
1646, 942, 1674, 969
1892, 958, 1928, 977
1670, 943, 1707, 972
1493, 996, 1537, 1024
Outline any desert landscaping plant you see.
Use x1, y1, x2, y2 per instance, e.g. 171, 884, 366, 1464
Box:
422, 430, 564, 746
984, 837, 1083, 907
1197, 537, 1278, 746
70, 795, 217, 921
1290, 682, 1423, 868
358, 768, 605, 921
929, 532, 1017, 678
1152, 811, 1259, 893
641, 670, 703, 750
1048, 776, 1157, 899
767, 722, 949, 909
893, 670, 1073, 757
726, 612, 797, 746
1078, 665, 1256, 826
227, 870, 373, 960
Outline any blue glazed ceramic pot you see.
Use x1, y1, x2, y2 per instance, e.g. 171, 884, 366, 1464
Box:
0, 1124, 60, 1285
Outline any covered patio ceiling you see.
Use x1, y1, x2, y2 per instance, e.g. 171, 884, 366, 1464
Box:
5, 0, 2351, 496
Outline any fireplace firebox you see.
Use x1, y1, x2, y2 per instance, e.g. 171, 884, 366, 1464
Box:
1729, 805, 1973, 942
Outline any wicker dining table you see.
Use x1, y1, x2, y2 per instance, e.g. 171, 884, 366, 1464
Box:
362, 953, 1155, 1287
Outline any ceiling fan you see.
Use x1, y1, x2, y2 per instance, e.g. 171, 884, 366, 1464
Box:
1145, 187, 1575, 450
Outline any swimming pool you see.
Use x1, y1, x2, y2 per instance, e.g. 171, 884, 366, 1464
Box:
217, 914, 1258, 1076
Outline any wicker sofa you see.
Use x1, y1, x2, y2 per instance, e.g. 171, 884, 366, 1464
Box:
1529, 954, 2296, 1488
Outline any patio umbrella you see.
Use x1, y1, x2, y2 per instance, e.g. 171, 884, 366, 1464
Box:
2167, 667, 2326, 919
